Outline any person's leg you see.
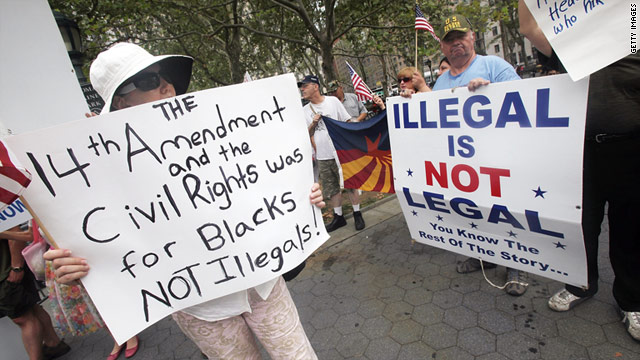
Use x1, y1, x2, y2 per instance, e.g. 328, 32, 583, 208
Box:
347, 190, 365, 230
346, 189, 360, 207
605, 140, 640, 312
33, 304, 61, 347
171, 311, 260, 360
567, 142, 603, 298
11, 307, 45, 360
244, 277, 316, 360
318, 160, 346, 232
608, 200, 640, 311
603, 140, 640, 341
330, 193, 342, 210
3, 269, 49, 360
549, 142, 604, 311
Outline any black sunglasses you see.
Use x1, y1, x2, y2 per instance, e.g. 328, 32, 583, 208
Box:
397, 77, 412, 83
117, 71, 172, 95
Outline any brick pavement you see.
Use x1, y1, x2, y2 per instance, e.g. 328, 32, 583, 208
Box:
49, 196, 640, 360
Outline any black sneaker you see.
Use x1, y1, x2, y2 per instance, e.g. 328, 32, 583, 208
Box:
43, 340, 71, 360
353, 211, 365, 230
326, 214, 346, 232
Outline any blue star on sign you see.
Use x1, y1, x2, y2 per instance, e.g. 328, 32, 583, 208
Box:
470, 222, 478, 229
532, 186, 547, 198
436, 215, 444, 221
554, 241, 567, 249
407, 169, 414, 177
507, 230, 517, 238
411, 210, 418, 216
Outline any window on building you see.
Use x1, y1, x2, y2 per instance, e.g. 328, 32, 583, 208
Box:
494, 44, 500, 53
492, 26, 498, 36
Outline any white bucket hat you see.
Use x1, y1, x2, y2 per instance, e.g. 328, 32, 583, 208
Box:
90, 43, 193, 113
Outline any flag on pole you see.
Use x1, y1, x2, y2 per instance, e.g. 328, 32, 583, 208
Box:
0, 141, 31, 211
323, 111, 395, 193
345, 61, 373, 101
415, 4, 440, 42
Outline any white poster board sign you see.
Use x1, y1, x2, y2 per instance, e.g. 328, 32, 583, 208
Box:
0, 199, 32, 232
523, 0, 632, 80
0, 0, 88, 134
388, 74, 589, 287
4, 74, 328, 344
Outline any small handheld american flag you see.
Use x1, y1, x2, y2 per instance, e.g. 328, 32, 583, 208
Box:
345, 61, 373, 102
0, 141, 31, 211
415, 4, 440, 42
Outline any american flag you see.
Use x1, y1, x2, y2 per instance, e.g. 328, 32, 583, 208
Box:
345, 61, 373, 101
0, 141, 31, 211
415, 4, 440, 42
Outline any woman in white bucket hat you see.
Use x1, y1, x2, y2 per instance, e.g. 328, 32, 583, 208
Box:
90, 42, 193, 114
46, 43, 322, 359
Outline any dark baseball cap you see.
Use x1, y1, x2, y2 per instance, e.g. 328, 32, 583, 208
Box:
326, 80, 341, 93
441, 14, 472, 40
297, 75, 320, 87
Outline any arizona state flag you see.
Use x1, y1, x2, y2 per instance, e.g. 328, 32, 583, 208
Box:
323, 111, 394, 193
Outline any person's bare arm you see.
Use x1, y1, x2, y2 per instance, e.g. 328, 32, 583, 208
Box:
0, 227, 33, 243
413, 71, 431, 93
518, 0, 552, 57
372, 95, 386, 110
5, 225, 28, 283
308, 113, 321, 136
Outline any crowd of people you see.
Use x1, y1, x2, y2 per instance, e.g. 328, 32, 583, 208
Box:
1, 3, 638, 360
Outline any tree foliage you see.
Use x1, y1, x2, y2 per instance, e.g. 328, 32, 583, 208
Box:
49, 0, 520, 91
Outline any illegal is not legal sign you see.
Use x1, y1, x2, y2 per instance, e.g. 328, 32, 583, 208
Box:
388, 74, 589, 287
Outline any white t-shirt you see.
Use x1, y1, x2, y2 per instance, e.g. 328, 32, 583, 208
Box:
304, 96, 351, 160
179, 277, 278, 321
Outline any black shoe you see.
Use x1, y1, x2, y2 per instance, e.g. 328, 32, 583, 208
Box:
326, 214, 346, 232
353, 211, 365, 230
42, 340, 71, 360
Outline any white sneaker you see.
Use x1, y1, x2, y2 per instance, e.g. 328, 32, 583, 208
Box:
548, 289, 591, 312
622, 311, 640, 342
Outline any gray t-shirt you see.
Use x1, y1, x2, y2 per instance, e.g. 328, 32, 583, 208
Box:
341, 93, 367, 119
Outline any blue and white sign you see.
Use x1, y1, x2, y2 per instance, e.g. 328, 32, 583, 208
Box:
388, 74, 589, 287
0, 199, 32, 232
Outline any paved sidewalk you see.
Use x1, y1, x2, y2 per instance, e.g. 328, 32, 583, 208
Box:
45, 196, 640, 359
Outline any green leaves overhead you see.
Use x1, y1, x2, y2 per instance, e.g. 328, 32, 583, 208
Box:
49, 0, 522, 90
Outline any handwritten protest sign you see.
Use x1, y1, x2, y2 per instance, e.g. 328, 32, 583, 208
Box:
523, 0, 632, 80
0, 199, 32, 232
388, 74, 589, 287
4, 74, 328, 344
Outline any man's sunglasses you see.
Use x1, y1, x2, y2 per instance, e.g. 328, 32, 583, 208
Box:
397, 77, 412, 83
117, 71, 172, 95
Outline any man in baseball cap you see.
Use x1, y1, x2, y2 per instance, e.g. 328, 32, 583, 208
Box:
300, 75, 366, 232
325, 80, 367, 122
432, 14, 527, 296
441, 14, 473, 39
297, 74, 320, 88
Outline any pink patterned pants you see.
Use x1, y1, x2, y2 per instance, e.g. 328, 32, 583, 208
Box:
171, 277, 317, 360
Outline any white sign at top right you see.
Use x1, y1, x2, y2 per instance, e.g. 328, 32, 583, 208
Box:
524, 0, 634, 80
